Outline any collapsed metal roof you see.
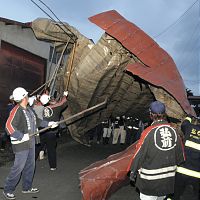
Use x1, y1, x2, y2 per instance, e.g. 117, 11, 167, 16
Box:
30, 10, 195, 144
89, 10, 194, 116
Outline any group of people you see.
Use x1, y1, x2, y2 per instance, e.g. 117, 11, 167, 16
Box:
88, 116, 146, 146
81, 100, 200, 200
1, 86, 199, 200
86, 101, 199, 200
128, 101, 200, 200
2, 87, 68, 200
103, 116, 147, 145
102, 116, 127, 145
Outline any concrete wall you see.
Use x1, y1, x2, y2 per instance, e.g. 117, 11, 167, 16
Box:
0, 21, 57, 81
0, 21, 50, 59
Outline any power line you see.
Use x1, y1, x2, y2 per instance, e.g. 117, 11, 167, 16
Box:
184, 80, 200, 83
37, 0, 76, 38
153, 0, 199, 38
30, 0, 77, 42
178, 20, 200, 73
154, 0, 200, 95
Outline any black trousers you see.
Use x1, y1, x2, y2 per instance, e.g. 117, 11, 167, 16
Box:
36, 130, 57, 168
0, 132, 10, 149
125, 129, 137, 144
173, 172, 199, 200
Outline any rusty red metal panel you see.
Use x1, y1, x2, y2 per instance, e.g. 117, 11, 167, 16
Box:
79, 142, 137, 200
89, 10, 194, 116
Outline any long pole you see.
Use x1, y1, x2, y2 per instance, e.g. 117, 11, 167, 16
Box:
30, 41, 69, 96
30, 98, 107, 137
66, 42, 77, 90
48, 41, 69, 90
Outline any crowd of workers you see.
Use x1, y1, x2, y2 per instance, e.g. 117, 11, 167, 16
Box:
0, 86, 199, 200
87, 116, 146, 146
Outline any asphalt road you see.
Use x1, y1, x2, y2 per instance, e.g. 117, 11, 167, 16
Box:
0, 134, 139, 200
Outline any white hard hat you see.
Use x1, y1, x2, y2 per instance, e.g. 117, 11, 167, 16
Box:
40, 94, 50, 105
12, 87, 28, 102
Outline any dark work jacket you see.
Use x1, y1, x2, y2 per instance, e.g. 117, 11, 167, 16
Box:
114, 118, 120, 129
6, 105, 48, 152
118, 117, 124, 126
178, 118, 200, 176
43, 96, 68, 123
130, 120, 184, 196
102, 120, 109, 128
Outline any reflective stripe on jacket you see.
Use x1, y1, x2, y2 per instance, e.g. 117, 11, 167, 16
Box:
179, 117, 200, 178
177, 166, 200, 178
129, 121, 185, 196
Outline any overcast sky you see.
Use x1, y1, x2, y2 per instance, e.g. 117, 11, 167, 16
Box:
1, 0, 199, 95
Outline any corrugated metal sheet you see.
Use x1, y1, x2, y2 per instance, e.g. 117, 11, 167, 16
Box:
89, 10, 195, 116
80, 142, 137, 200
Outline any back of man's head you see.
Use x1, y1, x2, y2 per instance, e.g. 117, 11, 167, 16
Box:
149, 101, 166, 114
149, 101, 166, 121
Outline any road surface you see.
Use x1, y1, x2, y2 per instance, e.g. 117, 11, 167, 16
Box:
0, 134, 139, 200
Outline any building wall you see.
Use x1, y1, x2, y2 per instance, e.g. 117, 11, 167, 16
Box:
0, 21, 57, 81
0, 21, 55, 132
0, 21, 50, 59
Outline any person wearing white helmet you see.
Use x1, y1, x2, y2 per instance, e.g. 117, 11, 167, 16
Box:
3, 87, 58, 200
40, 94, 50, 106
38, 90, 68, 171
12, 87, 28, 103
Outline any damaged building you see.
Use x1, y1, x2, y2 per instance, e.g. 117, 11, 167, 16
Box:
0, 10, 195, 144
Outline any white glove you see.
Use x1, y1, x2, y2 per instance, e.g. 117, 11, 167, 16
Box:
133, 126, 139, 130
48, 121, 58, 128
63, 91, 68, 97
127, 126, 132, 129
28, 96, 36, 106
21, 133, 30, 141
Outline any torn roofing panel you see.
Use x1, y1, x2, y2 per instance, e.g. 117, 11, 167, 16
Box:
79, 142, 137, 200
89, 10, 195, 116
127, 62, 193, 115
